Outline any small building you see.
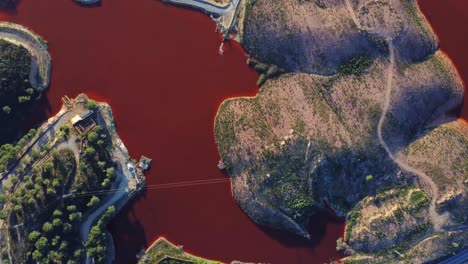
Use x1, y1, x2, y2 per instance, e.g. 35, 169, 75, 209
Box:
71, 110, 96, 134
138, 156, 152, 171
71, 110, 94, 126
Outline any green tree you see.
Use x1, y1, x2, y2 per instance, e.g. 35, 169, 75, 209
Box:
32, 250, 42, 261
84, 146, 96, 157
31, 149, 40, 160
69, 212, 82, 222
101, 179, 110, 188
27, 197, 35, 207
46, 188, 56, 196
13, 204, 22, 214
25, 88, 34, 95
52, 218, 62, 227
88, 132, 98, 143
0, 194, 6, 203
18, 95, 30, 103
43, 161, 54, 175
35, 237, 48, 251
106, 167, 115, 179
28, 231, 41, 242
87, 196, 100, 208
10, 176, 19, 185
53, 209, 63, 217
42, 222, 53, 233
86, 99, 97, 110
2, 105, 11, 114
66, 205, 77, 212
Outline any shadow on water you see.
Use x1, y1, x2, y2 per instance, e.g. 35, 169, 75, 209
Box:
0, 94, 51, 145
108, 189, 149, 264
73, 1, 102, 8
258, 207, 345, 250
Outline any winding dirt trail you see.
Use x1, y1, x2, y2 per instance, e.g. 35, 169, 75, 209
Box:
344, 0, 444, 229
377, 39, 442, 229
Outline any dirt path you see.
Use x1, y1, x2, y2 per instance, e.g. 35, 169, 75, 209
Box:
344, 0, 444, 229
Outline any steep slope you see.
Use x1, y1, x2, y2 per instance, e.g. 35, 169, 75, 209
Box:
239, 0, 437, 75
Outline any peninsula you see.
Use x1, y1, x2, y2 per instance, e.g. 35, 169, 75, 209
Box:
0, 94, 145, 264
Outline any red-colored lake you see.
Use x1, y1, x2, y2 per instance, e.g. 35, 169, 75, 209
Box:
417, 0, 468, 119
0, 0, 344, 263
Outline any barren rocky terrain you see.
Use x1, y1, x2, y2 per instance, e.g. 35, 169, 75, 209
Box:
215, 0, 467, 262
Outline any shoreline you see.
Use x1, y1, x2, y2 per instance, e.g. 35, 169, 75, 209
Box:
162, 0, 240, 39
140, 237, 222, 264
80, 96, 146, 264
0, 22, 51, 89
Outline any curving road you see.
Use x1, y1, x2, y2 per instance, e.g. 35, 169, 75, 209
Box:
437, 249, 468, 264
0, 22, 51, 89
162, 0, 238, 16
80, 171, 129, 264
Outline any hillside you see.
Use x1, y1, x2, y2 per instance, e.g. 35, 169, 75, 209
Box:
215, 0, 467, 261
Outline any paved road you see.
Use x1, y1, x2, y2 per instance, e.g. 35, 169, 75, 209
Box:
80, 172, 129, 264
437, 249, 468, 264
0, 107, 80, 185
0, 22, 51, 88
79, 109, 135, 264
163, 0, 238, 16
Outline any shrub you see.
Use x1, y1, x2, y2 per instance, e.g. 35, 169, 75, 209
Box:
86, 99, 98, 110
18, 95, 31, 103
256, 74, 267, 87
2, 105, 11, 114
339, 56, 372, 75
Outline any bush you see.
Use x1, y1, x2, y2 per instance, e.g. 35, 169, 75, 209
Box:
87, 196, 100, 208
42, 222, 53, 233
86, 99, 98, 110
339, 56, 372, 75
18, 95, 31, 103
28, 231, 41, 242
2, 105, 11, 114
256, 74, 267, 87
365, 175, 373, 182
25, 88, 34, 95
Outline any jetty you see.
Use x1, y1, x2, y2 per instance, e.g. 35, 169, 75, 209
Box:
138, 155, 152, 171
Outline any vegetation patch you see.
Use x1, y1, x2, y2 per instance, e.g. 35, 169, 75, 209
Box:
0, 103, 120, 264
0, 40, 45, 143
339, 56, 372, 75
84, 206, 116, 264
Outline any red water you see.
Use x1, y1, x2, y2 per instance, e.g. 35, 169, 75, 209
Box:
0, 0, 344, 263
417, 0, 468, 119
